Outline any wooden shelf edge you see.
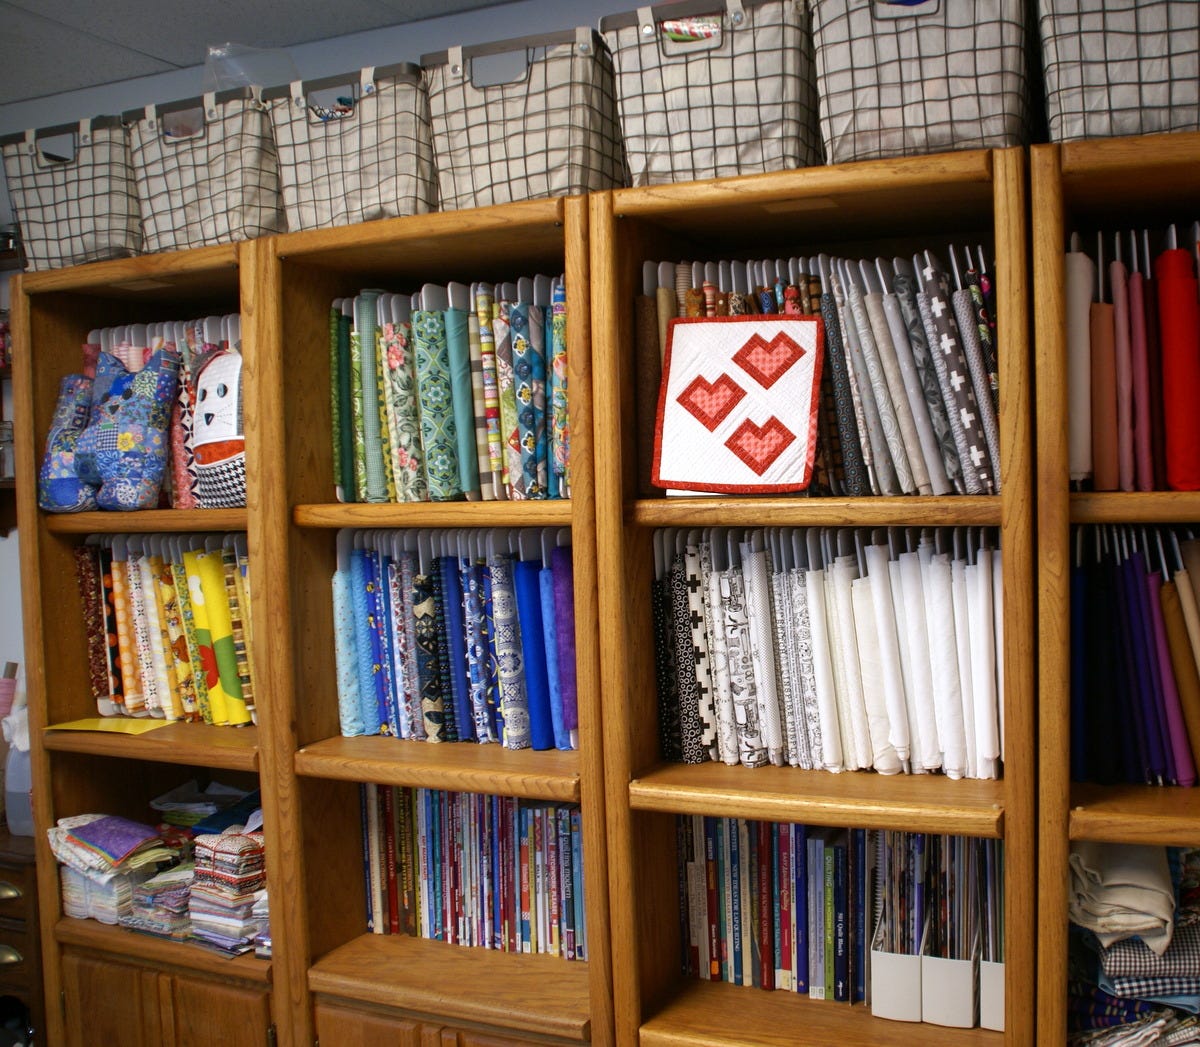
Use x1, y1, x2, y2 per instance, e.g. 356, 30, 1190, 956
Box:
309, 935, 590, 1042
295, 736, 580, 802
44, 507, 248, 534
1060, 130, 1200, 177
19, 244, 239, 295
55, 918, 271, 984
44, 721, 259, 771
1069, 782, 1200, 845
1070, 490, 1200, 523
641, 979, 1002, 1047
630, 764, 1004, 838
630, 495, 1000, 528
294, 500, 574, 529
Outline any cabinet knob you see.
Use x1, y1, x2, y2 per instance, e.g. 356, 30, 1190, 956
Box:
0, 882, 21, 901
0, 945, 22, 965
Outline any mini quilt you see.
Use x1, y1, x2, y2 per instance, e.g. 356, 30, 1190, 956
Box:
652, 316, 824, 493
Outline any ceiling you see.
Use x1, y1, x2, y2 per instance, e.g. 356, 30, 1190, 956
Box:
0, 0, 506, 105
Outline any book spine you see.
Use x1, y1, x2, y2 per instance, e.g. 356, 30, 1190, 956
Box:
739, 818, 752, 987
520, 806, 532, 953
359, 783, 373, 933
834, 841, 848, 1002
757, 819, 773, 991
793, 823, 808, 994
704, 817, 720, 980
778, 823, 792, 992
853, 827, 867, 1003
808, 837, 824, 1000
717, 816, 730, 982
367, 782, 384, 934
747, 820, 760, 987
823, 846, 835, 996
559, 807, 575, 960
382, 786, 399, 934
729, 816, 743, 987
571, 807, 586, 961
534, 806, 547, 954
676, 816, 691, 976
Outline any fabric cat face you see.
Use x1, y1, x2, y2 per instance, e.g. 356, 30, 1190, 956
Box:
193, 351, 244, 448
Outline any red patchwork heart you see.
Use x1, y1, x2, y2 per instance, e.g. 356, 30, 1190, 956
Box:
732, 331, 805, 389
724, 416, 796, 475
676, 373, 746, 431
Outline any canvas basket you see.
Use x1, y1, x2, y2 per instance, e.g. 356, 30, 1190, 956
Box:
267, 63, 438, 232
601, 0, 820, 186
128, 87, 286, 253
812, 0, 1031, 164
1039, 0, 1200, 142
422, 27, 626, 211
1, 119, 142, 271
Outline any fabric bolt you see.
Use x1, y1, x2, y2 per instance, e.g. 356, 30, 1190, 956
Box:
539, 566, 570, 750
398, 553, 425, 740
827, 556, 871, 770
494, 300, 525, 499
74, 546, 109, 703
550, 545, 578, 736
439, 556, 472, 742
183, 550, 225, 725
652, 574, 682, 762
741, 546, 785, 766
413, 310, 463, 501
170, 365, 198, 510
1128, 270, 1155, 491
513, 559, 553, 750
962, 264, 999, 411
850, 577, 901, 774
893, 265, 963, 492
385, 560, 412, 739
952, 290, 1002, 488
969, 549, 1001, 779
889, 557, 926, 773
684, 546, 718, 761
706, 565, 739, 767
1091, 301, 1119, 492
727, 292, 750, 316
789, 570, 824, 771
898, 550, 942, 772
1065, 249, 1097, 484
380, 320, 427, 503
864, 290, 928, 493
335, 312, 356, 501
721, 565, 768, 769
413, 570, 450, 742
1174, 558, 1200, 710
770, 569, 804, 768
1161, 580, 1200, 771
675, 264, 690, 314
840, 276, 898, 494
1148, 573, 1197, 786
1114, 546, 1156, 782
922, 551, 967, 779
656, 285, 675, 360
444, 308, 480, 500
863, 543, 911, 764
333, 567, 365, 736
466, 314, 494, 501
669, 553, 705, 764
126, 553, 159, 716
1146, 270, 1168, 492
362, 549, 393, 734
510, 304, 548, 499
1156, 249, 1200, 490
464, 558, 497, 743
354, 292, 388, 502
350, 549, 383, 735
803, 565, 843, 772
223, 549, 254, 723
1134, 550, 1176, 783
488, 554, 529, 749
136, 552, 174, 718
819, 292, 868, 496
475, 289, 506, 497
1100, 922, 1200, 983
156, 555, 195, 720
348, 325, 368, 502
170, 557, 205, 722
550, 282, 569, 495
635, 296, 663, 498
952, 557, 977, 780
1110, 260, 1135, 491
685, 287, 705, 317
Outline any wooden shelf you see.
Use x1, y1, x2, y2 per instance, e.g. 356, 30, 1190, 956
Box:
309, 934, 590, 1042
43, 721, 259, 772
19, 244, 239, 299
295, 736, 580, 802
640, 979, 1001, 1047
629, 763, 1004, 838
294, 500, 573, 529
631, 495, 1001, 529
1059, 131, 1200, 219
1069, 782, 1200, 845
1069, 490, 1200, 523
55, 918, 270, 985
43, 508, 248, 534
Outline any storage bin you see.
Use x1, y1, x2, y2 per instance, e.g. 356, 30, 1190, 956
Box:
1039, 0, 1200, 142
266, 64, 437, 232
422, 27, 626, 211
601, 0, 820, 186
0, 118, 141, 271
4, 748, 31, 838
812, 0, 1031, 163
128, 87, 286, 253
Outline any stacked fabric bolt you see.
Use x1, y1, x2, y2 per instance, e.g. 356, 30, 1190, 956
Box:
188, 830, 266, 955
121, 862, 195, 940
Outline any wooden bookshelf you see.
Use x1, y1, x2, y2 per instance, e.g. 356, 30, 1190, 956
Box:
43, 721, 259, 772
294, 500, 573, 529
43, 508, 248, 534
1069, 783, 1200, 845
630, 495, 1002, 528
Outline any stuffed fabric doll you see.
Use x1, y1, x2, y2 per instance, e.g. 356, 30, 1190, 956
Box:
192, 349, 246, 509
74, 348, 181, 510
38, 374, 98, 512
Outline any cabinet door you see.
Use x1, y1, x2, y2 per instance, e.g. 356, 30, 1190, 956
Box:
314, 999, 425, 1045
61, 951, 160, 1047
169, 976, 271, 1047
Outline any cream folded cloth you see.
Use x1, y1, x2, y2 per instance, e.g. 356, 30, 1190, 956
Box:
1069, 840, 1175, 955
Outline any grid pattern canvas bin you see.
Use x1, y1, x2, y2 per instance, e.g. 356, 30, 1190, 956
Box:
267, 63, 437, 232
601, 0, 820, 186
1, 118, 141, 271
422, 27, 625, 211
1039, 0, 1200, 142
128, 88, 286, 253
812, 0, 1030, 164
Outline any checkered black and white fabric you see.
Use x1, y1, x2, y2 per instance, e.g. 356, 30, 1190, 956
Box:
423, 27, 626, 211
812, 0, 1030, 164
129, 88, 286, 253
268, 64, 438, 232
602, 0, 820, 186
195, 453, 246, 509
1, 119, 141, 270
1039, 0, 1200, 142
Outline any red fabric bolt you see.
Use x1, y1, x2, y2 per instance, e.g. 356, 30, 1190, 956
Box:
1156, 249, 1200, 490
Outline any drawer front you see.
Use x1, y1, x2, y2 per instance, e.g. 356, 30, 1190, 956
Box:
0, 923, 33, 981
0, 864, 35, 924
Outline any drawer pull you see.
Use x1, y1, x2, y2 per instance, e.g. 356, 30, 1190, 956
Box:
0, 946, 22, 965
0, 882, 22, 901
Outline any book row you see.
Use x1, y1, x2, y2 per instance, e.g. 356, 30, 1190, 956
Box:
73, 533, 256, 725
333, 528, 577, 750
1072, 525, 1200, 787
654, 526, 1003, 779
331, 275, 569, 505
360, 786, 586, 962
636, 248, 1000, 498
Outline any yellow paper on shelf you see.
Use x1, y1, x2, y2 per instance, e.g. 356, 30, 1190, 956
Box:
46, 718, 172, 735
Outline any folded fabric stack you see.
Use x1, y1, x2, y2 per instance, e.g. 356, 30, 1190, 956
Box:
120, 862, 195, 940
188, 829, 266, 955
151, 780, 252, 829
1069, 845, 1200, 1045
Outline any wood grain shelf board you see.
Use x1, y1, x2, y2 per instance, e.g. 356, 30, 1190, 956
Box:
43, 721, 259, 771
1069, 782, 1200, 845
309, 934, 590, 1041
294, 500, 573, 529
1070, 491, 1200, 523
55, 918, 271, 984
19, 244, 239, 298
44, 508, 248, 533
640, 979, 1002, 1047
630, 763, 1004, 837
630, 496, 1000, 528
295, 735, 580, 801
1061, 132, 1200, 217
